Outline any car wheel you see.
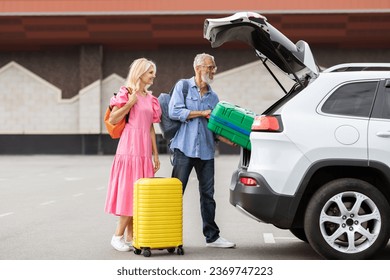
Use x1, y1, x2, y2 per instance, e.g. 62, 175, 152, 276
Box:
289, 228, 308, 243
304, 178, 390, 259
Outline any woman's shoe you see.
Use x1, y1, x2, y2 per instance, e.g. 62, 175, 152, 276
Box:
111, 235, 131, 252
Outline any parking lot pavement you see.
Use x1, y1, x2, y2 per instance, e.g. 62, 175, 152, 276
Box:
1, 154, 388, 260
0, 155, 390, 260
1, 153, 390, 280
0, 154, 312, 260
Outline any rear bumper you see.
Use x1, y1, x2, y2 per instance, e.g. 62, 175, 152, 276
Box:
230, 169, 297, 229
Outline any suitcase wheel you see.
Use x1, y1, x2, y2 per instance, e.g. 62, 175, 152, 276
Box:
177, 246, 184, 255
143, 248, 152, 257
134, 248, 142, 255
167, 248, 175, 254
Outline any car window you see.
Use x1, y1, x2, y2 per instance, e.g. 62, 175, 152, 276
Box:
321, 81, 378, 117
371, 80, 390, 119
382, 90, 390, 119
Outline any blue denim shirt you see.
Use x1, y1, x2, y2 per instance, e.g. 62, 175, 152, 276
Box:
168, 77, 219, 160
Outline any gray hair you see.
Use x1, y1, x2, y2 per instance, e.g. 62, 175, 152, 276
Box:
193, 53, 215, 70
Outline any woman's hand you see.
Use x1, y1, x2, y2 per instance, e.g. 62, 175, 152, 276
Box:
153, 156, 160, 173
127, 91, 138, 106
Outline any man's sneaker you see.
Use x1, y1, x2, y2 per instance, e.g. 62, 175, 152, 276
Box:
206, 237, 236, 248
111, 235, 131, 252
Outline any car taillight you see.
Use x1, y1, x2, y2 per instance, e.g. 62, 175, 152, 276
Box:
251, 115, 283, 132
240, 177, 257, 186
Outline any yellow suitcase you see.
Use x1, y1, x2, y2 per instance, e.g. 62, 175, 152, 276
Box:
133, 177, 184, 257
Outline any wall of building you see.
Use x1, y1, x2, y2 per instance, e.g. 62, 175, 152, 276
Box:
0, 46, 258, 154
0, 45, 389, 154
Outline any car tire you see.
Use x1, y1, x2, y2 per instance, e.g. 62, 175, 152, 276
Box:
289, 228, 308, 243
304, 178, 390, 259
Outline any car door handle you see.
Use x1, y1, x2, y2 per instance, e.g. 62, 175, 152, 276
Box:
376, 131, 390, 138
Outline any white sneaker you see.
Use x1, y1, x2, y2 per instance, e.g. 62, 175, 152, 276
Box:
111, 235, 131, 252
206, 237, 236, 248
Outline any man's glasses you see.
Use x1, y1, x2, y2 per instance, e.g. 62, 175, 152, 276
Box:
201, 65, 217, 71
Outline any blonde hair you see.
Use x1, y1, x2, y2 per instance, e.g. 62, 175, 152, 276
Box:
125, 58, 156, 91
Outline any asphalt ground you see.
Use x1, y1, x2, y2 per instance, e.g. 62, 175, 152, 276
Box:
0, 154, 389, 261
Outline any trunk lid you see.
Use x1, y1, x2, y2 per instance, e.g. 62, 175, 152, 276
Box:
204, 12, 319, 84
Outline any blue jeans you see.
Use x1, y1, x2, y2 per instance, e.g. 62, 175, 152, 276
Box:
172, 149, 220, 243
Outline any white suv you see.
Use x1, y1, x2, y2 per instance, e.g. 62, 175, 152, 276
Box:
204, 12, 390, 259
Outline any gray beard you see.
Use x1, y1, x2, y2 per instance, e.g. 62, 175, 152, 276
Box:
201, 73, 214, 85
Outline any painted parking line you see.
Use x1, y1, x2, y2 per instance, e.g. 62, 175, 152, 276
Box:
39, 200, 56, 206
0, 212, 14, 218
64, 177, 83, 181
73, 193, 84, 197
275, 237, 300, 241
263, 233, 275, 243
263, 233, 300, 243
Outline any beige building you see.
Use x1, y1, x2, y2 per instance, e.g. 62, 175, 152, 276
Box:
0, 0, 389, 154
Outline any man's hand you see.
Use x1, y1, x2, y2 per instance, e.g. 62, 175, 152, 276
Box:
217, 135, 237, 146
201, 110, 211, 118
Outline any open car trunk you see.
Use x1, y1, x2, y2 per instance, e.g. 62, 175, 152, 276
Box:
204, 12, 319, 88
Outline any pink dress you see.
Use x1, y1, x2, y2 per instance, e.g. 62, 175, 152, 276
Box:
105, 86, 161, 216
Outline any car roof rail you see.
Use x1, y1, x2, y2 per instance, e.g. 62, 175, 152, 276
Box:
324, 63, 390, 73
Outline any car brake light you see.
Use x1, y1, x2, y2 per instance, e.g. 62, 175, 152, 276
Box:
252, 115, 282, 132
240, 177, 257, 186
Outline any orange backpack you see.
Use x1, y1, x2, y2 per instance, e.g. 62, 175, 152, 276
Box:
104, 107, 126, 139
104, 88, 130, 139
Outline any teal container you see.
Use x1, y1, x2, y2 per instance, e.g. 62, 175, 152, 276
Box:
208, 101, 255, 150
